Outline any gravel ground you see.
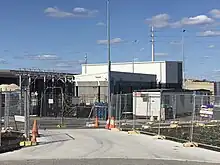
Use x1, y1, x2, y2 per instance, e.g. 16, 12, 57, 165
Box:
1, 159, 220, 165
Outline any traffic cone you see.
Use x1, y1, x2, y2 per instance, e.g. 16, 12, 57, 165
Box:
32, 120, 39, 137
31, 133, 37, 143
105, 117, 110, 129
110, 117, 115, 129
94, 116, 99, 128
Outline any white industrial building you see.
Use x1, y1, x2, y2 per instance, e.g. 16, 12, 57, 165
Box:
82, 61, 183, 89
74, 71, 156, 104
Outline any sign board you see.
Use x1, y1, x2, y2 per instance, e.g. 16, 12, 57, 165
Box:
14, 115, 25, 122
200, 104, 214, 119
48, 99, 54, 104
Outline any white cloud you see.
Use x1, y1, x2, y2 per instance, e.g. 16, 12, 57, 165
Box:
44, 7, 74, 18
180, 15, 214, 25
44, 7, 98, 18
97, 38, 123, 44
54, 60, 85, 68
209, 9, 220, 18
146, 13, 170, 28
56, 63, 73, 68
146, 14, 214, 28
155, 53, 168, 56
208, 44, 215, 48
25, 54, 59, 60
198, 30, 220, 37
170, 41, 182, 45
0, 58, 7, 64
96, 22, 106, 26
140, 48, 145, 51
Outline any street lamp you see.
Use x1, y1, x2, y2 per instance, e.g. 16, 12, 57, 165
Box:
182, 29, 186, 88
107, 0, 111, 118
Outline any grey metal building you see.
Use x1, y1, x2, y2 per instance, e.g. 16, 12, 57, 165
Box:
74, 71, 157, 104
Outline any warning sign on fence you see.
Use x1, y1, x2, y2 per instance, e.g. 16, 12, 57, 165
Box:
48, 99, 54, 104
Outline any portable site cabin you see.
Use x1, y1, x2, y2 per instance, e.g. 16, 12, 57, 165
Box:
133, 89, 211, 121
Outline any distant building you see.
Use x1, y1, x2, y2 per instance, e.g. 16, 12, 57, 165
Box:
74, 71, 156, 104
184, 79, 215, 95
82, 61, 183, 89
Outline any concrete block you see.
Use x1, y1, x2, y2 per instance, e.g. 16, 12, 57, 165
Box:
183, 142, 198, 147
19, 141, 25, 147
170, 124, 181, 128
128, 130, 140, 135
24, 141, 32, 146
110, 128, 120, 132
153, 135, 165, 140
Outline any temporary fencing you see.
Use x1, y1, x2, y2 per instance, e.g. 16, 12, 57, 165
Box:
112, 92, 220, 148
111, 94, 133, 129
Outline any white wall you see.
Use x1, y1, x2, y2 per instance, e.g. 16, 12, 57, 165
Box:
75, 72, 108, 82
82, 61, 181, 84
75, 71, 156, 83
133, 91, 161, 120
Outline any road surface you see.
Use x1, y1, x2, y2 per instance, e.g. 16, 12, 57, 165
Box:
0, 129, 219, 165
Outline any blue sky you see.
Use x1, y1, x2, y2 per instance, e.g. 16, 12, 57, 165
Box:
1, 0, 220, 80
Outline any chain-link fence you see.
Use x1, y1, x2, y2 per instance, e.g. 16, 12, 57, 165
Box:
112, 92, 220, 148
1, 91, 23, 131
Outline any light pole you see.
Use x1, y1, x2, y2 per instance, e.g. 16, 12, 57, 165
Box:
132, 40, 139, 73
182, 29, 186, 88
107, 0, 112, 118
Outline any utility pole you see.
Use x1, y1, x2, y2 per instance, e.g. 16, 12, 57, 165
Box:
151, 26, 155, 62
107, 0, 112, 118
84, 53, 88, 74
132, 40, 138, 73
182, 29, 186, 88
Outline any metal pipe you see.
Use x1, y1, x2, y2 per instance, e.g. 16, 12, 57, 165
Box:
107, 0, 112, 118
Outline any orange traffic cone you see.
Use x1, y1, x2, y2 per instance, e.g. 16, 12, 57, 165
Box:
110, 117, 115, 129
105, 117, 110, 129
32, 120, 39, 137
31, 133, 37, 143
94, 116, 99, 128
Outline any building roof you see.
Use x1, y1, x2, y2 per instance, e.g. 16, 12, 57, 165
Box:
82, 60, 182, 66
134, 88, 211, 93
0, 69, 76, 78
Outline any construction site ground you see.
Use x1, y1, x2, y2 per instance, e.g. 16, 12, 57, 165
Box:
0, 129, 219, 164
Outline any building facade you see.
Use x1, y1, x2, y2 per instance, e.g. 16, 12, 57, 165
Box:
74, 71, 157, 104
82, 61, 183, 89
184, 79, 215, 95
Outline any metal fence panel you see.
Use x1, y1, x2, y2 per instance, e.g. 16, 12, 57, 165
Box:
112, 92, 220, 148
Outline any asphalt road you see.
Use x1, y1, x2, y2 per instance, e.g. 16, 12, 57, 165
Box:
0, 129, 220, 165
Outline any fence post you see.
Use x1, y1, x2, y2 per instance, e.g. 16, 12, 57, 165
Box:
173, 94, 177, 120
61, 91, 64, 126
145, 94, 149, 124
133, 93, 136, 130
115, 94, 119, 122
158, 91, 162, 136
190, 92, 196, 142
119, 93, 122, 129
24, 88, 30, 140
4, 92, 10, 130
0, 91, 2, 146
